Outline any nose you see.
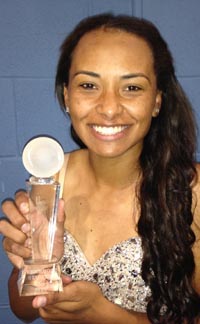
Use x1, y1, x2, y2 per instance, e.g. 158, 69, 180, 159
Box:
96, 89, 123, 119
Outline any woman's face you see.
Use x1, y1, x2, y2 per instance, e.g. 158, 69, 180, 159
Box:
64, 28, 162, 158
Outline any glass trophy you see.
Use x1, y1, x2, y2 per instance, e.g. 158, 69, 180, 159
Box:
18, 136, 64, 296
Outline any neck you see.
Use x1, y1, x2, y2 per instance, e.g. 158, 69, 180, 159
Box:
87, 150, 141, 189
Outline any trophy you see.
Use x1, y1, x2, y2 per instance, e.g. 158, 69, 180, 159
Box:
18, 136, 64, 296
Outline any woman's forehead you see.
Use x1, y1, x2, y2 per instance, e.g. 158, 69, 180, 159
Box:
74, 27, 151, 52
69, 28, 155, 77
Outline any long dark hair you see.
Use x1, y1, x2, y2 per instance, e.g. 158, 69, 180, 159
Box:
55, 13, 200, 323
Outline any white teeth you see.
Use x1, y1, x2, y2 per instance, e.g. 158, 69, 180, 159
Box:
92, 125, 127, 135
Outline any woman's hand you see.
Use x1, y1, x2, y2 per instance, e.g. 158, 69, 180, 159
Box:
0, 191, 65, 269
32, 276, 150, 324
32, 277, 107, 324
0, 191, 31, 268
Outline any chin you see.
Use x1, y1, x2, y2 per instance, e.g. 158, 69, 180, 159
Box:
91, 148, 128, 159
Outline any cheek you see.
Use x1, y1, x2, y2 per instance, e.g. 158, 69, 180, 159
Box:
132, 110, 153, 139
69, 94, 95, 117
69, 102, 87, 119
125, 102, 155, 121
128, 93, 157, 118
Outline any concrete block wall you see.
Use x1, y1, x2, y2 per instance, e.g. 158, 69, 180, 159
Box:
0, 1, 199, 323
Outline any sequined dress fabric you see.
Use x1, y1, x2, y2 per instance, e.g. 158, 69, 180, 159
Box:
60, 231, 151, 312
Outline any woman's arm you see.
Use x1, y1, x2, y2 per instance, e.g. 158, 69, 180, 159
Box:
88, 297, 150, 324
8, 267, 39, 323
192, 164, 200, 294
2, 192, 149, 323
9, 270, 150, 324
33, 278, 150, 324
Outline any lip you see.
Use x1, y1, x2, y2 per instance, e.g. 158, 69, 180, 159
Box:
89, 124, 130, 141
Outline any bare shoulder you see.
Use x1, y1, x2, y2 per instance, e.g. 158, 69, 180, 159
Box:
62, 149, 88, 172
191, 163, 200, 293
66, 148, 88, 164
63, 149, 89, 189
192, 163, 200, 238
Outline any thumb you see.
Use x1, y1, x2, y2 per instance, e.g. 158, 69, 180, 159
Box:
53, 199, 65, 259
62, 274, 73, 286
57, 198, 65, 224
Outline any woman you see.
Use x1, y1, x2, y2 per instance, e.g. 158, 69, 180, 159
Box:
1, 13, 200, 324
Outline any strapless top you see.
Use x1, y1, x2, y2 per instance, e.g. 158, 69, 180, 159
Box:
60, 231, 151, 312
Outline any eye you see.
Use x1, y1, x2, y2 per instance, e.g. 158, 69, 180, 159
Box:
80, 83, 97, 90
120, 83, 144, 98
125, 85, 142, 92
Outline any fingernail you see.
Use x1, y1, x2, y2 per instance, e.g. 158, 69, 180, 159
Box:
36, 296, 47, 308
24, 238, 31, 248
21, 223, 31, 233
20, 202, 29, 213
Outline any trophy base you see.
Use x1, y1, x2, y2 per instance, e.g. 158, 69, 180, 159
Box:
18, 259, 63, 296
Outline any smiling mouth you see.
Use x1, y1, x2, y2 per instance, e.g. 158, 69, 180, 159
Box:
92, 125, 129, 135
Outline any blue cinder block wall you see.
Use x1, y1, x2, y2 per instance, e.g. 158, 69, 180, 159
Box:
0, 1, 200, 323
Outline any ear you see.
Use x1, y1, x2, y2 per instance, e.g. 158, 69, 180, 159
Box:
63, 86, 70, 109
152, 90, 162, 117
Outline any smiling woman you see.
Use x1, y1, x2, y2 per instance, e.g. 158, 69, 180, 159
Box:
1, 13, 200, 324
63, 29, 161, 158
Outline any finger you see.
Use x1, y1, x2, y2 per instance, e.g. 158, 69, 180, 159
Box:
39, 306, 75, 323
15, 190, 28, 207
32, 281, 79, 308
33, 295, 47, 308
21, 222, 31, 235
32, 277, 73, 308
7, 252, 24, 269
32, 290, 66, 308
56, 199, 65, 240
0, 219, 27, 243
3, 237, 31, 258
2, 199, 27, 229
15, 191, 30, 219
62, 275, 73, 286
39, 306, 71, 324
52, 199, 65, 259
57, 199, 65, 224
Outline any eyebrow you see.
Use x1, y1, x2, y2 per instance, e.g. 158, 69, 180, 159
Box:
73, 70, 151, 83
73, 71, 100, 78
121, 73, 151, 83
